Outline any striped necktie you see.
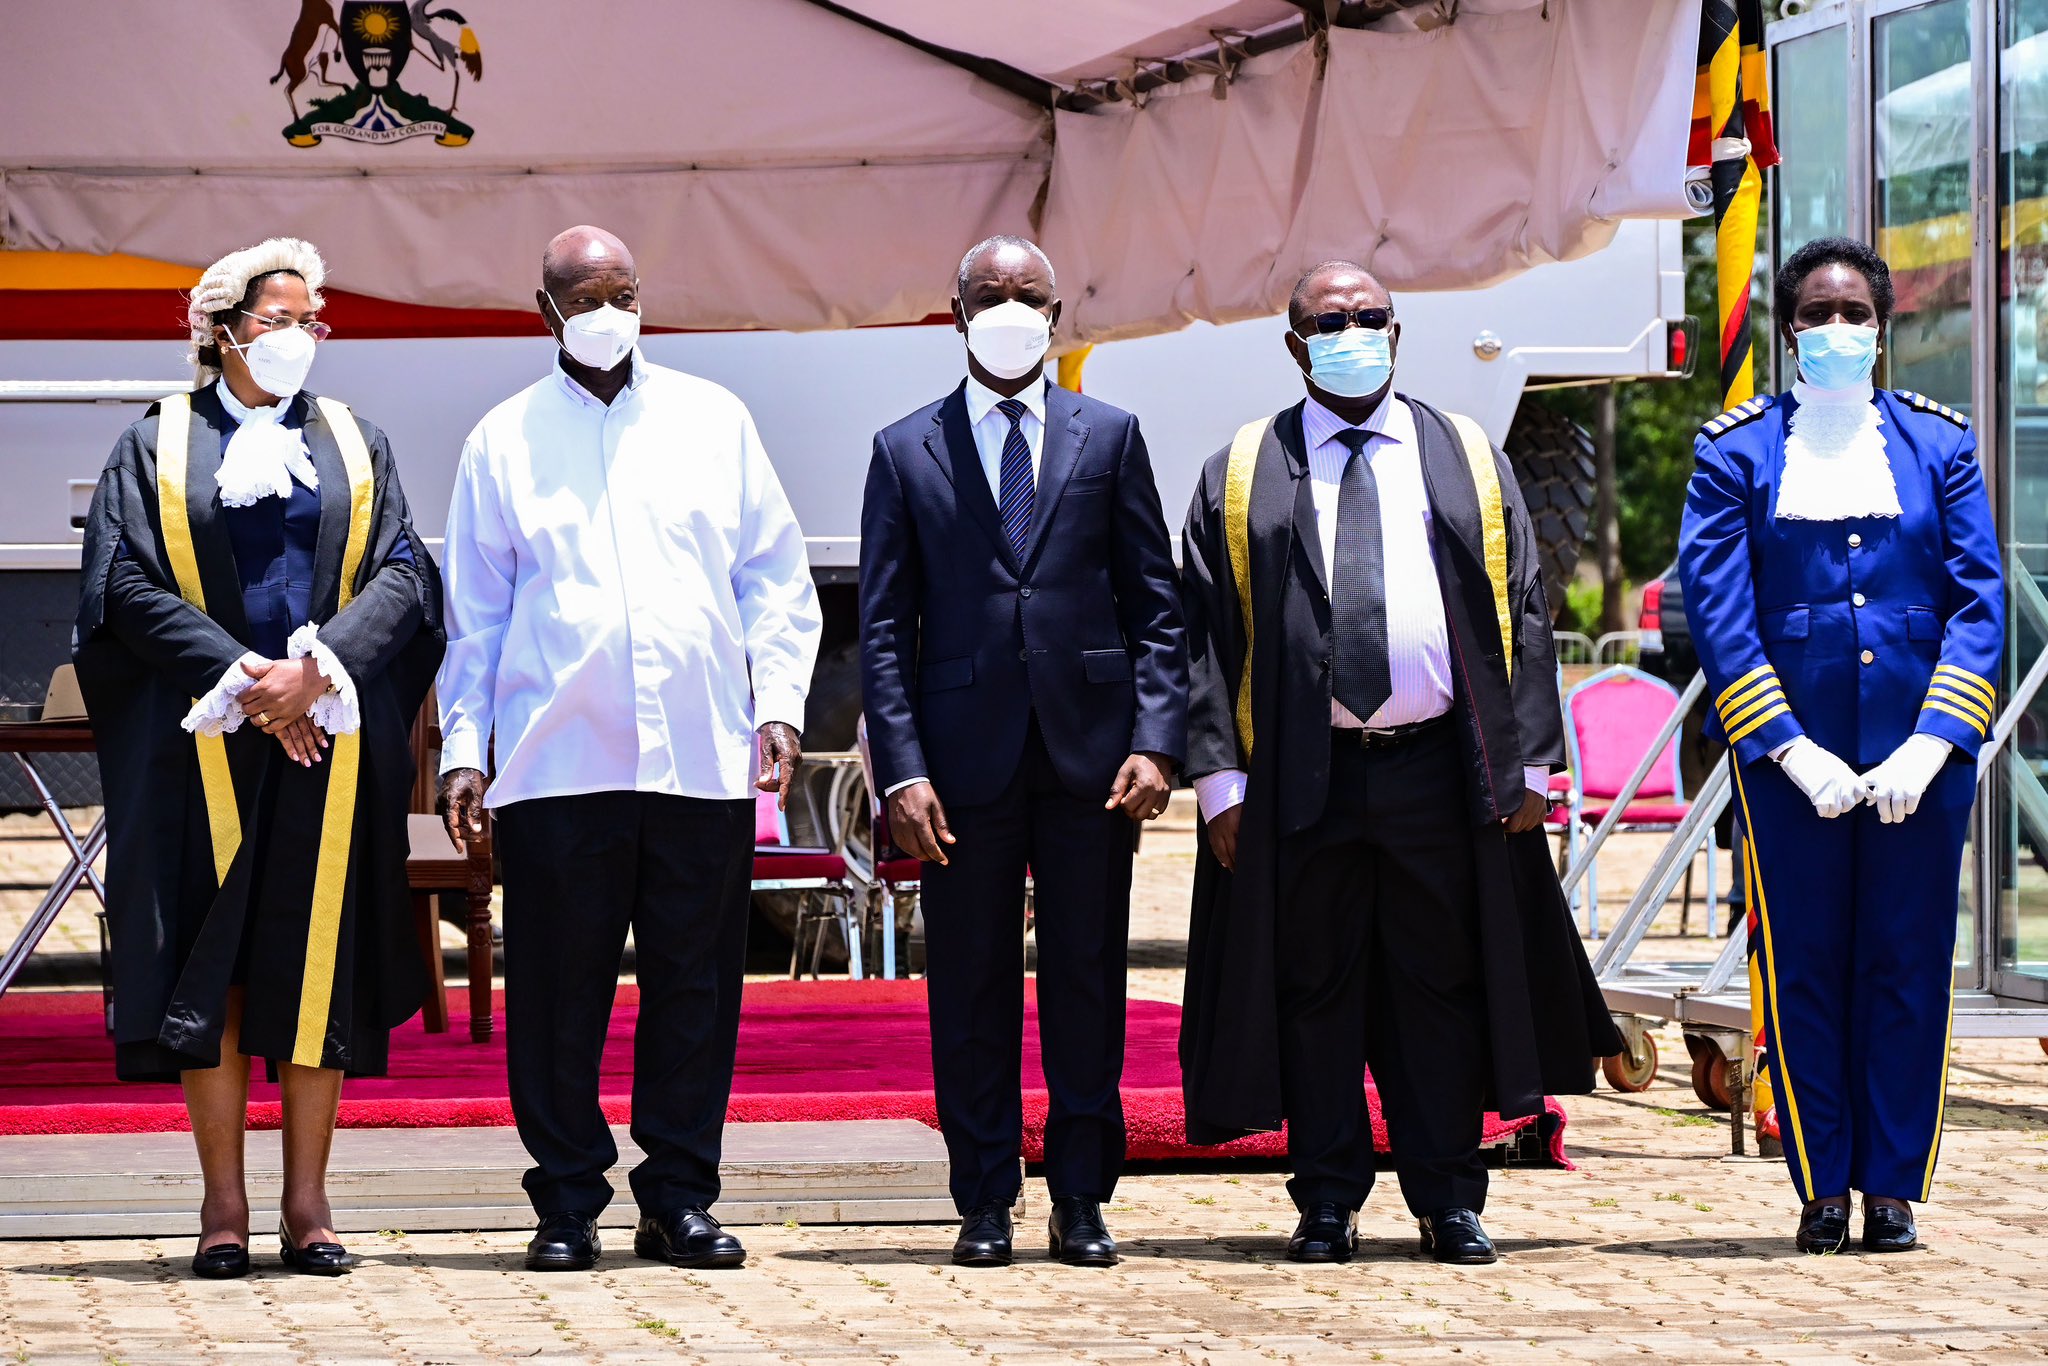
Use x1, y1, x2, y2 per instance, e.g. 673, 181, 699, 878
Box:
995, 397, 1034, 562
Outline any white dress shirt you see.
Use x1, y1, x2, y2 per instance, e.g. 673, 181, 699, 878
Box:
1192, 394, 1546, 820
883, 372, 1049, 800
964, 370, 1047, 499
438, 350, 822, 808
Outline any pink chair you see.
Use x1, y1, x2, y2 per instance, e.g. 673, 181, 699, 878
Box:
1562, 665, 1715, 936
753, 783, 865, 979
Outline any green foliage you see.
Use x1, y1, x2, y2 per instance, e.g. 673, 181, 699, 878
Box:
1529, 224, 1771, 580
1556, 576, 1607, 637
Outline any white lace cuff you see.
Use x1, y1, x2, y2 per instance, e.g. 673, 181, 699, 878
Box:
287, 623, 361, 735
182, 654, 265, 736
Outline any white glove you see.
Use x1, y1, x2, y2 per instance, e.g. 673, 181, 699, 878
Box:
1775, 737, 1867, 819
1860, 734, 1953, 824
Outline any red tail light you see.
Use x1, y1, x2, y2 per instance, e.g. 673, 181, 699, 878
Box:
1640, 578, 1664, 632
1665, 317, 1700, 378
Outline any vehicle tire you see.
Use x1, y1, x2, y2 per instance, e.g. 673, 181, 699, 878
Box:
1502, 401, 1597, 622
804, 640, 862, 753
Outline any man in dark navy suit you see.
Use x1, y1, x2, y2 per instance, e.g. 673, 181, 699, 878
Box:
859, 236, 1187, 1269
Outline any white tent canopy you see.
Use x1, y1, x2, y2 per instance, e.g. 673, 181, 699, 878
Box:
0, 0, 1702, 341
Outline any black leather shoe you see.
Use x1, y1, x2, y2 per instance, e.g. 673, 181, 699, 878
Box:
191, 1241, 250, 1279
1286, 1203, 1359, 1263
1048, 1197, 1119, 1266
952, 1201, 1014, 1267
1418, 1209, 1498, 1265
1796, 1201, 1851, 1255
635, 1208, 746, 1269
1862, 1202, 1918, 1253
526, 1212, 601, 1271
278, 1222, 357, 1276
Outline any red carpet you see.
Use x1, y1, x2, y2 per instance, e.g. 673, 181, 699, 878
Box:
0, 982, 1569, 1165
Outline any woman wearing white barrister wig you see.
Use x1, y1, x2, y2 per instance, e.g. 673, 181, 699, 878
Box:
72, 239, 444, 1278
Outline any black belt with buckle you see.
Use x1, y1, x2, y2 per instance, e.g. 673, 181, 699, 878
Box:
1334, 715, 1450, 750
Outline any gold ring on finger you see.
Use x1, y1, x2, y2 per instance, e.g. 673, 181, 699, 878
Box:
258, 712, 271, 726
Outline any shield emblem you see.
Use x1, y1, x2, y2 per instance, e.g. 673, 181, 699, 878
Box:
339, 1, 412, 88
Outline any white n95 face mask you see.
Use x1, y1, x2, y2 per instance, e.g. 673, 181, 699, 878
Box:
224, 323, 319, 400
548, 294, 640, 371
966, 299, 1052, 380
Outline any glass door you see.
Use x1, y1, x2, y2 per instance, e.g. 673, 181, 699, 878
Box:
1996, 0, 2048, 1001
1771, 20, 1852, 386
1872, 0, 1976, 410
1871, 0, 1983, 977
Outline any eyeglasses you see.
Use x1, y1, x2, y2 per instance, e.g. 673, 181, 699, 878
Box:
240, 310, 332, 342
1296, 307, 1394, 338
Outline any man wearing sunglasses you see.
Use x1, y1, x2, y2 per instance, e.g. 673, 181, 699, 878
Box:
1177, 261, 1619, 1266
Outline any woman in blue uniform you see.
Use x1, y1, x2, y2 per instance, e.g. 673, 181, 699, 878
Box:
1679, 237, 2002, 1255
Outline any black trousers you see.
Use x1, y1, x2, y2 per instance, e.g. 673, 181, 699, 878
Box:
1277, 725, 1489, 1218
919, 721, 1133, 1213
495, 790, 755, 1219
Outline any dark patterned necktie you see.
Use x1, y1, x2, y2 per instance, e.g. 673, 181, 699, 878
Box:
1331, 427, 1392, 722
995, 397, 1034, 561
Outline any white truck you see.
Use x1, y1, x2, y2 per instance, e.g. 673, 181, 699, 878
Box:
0, 218, 1689, 801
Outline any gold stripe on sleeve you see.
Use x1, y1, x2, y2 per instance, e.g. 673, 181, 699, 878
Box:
1717, 674, 1782, 721
1921, 698, 1987, 737
1924, 685, 1991, 728
1716, 664, 1775, 710
1932, 665, 1996, 708
1727, 701, 1792, 746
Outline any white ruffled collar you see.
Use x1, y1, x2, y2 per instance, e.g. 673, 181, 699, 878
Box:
213, 381, 318, 508
1775, 383, 1901, 522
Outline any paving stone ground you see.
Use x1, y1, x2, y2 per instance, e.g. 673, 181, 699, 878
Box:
4, 799, 2047, 1363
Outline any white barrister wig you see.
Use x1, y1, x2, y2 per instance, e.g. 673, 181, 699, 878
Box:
186, 237, 327, 372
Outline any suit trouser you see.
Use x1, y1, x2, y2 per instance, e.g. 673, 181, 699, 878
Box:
919, 721, 1134, 1213
495, 791, 755, 1218
1734, 753, 1972, 1203
1277, 725, 1489, 1218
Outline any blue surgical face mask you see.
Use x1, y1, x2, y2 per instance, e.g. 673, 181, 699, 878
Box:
1794, 322, 1879, 390
1305, 327, 1394, 398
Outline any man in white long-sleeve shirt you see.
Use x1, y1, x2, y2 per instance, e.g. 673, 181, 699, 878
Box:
437, 226, 820, 1274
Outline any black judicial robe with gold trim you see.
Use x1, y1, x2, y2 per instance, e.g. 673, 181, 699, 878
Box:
1177, 396, 1620, 1144
74, 385, 444, 1081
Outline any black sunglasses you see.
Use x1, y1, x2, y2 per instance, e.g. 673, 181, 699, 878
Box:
1297, 307, 1394, 337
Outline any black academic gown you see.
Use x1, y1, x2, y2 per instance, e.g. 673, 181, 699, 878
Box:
74, 384, 444, 1081
1178, 397, 1620, 1144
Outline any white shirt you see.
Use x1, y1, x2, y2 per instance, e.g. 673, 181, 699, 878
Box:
1302, 394, 1453, 731
437, 350, 822, 808
964, 371, 1047, 501
1191, 394, 1546, 821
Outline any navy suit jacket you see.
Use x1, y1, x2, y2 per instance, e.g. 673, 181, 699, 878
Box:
859, 380, 1187, 809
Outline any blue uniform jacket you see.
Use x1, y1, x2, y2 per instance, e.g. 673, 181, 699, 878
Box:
1678, 388, 2003, 768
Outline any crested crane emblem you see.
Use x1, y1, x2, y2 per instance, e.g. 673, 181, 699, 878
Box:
273, 0, 482, 147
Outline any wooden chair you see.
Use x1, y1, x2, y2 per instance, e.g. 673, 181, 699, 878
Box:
406, 691, 495, 1040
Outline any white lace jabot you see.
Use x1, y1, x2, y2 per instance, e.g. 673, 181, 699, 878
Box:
1775, 381, 1902, 522
214, 381, 318, 509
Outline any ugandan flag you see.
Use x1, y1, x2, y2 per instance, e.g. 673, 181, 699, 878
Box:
1695, 0, 1778, 411
1691, 0, 1779, 172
